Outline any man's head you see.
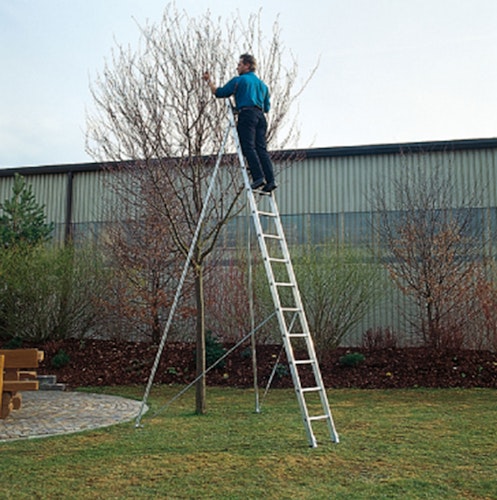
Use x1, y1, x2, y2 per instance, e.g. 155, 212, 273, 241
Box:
237, 53, 256, 75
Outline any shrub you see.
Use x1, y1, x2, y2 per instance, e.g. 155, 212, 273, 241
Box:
2, 337, 23, 349
362, 328, 399, 350
275, 363, 289, 378
372, 159, 486, 350
339, 352, 366, 367
0, 244, 108, 342
51, 349, 70, 369
293, 242, 385, 356
205, 331, 226, 369
471, 265, 497, 350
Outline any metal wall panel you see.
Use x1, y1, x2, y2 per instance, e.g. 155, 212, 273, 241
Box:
277, 147, 497, 215
3, 142, 497, 224
1, 139, 497, 345
0, 173, 68, 223
72, 170, 108, 223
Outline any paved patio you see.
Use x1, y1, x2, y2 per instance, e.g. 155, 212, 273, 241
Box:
0, 391, 147, 442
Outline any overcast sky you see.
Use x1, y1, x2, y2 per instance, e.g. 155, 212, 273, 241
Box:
1, 0, 496, 168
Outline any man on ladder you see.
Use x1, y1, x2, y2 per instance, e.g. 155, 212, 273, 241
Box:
203, 53, 277, 193
201, 56, 339, 447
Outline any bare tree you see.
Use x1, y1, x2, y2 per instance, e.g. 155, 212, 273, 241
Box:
373, 153, 485, 349
472, 262, 497, 350
96, 164, 186, 343
86, 4, 313, 413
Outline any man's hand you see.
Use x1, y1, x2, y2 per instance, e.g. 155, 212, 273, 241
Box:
202, 71, 216, 94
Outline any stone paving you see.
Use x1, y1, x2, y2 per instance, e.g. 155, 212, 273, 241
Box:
0, 391, 147, 442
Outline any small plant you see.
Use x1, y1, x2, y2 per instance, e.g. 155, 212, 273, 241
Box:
3, 337, 23, 349
275, 363, 289, 378
51, 349, 70, 369
240, 347, 252, 360
339, 352, 366, 367
205, 331, 226, 369
126, 358, 147, 373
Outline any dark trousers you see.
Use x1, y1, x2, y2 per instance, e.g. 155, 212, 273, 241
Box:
237, 107, 275, 184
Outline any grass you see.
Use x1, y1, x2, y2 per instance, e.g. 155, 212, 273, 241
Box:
1, 386, 496, 499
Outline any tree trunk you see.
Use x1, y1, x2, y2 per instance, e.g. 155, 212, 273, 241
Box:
195, 264, 206, 414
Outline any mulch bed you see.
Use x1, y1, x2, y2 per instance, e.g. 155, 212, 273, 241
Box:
14, 339, 497, 390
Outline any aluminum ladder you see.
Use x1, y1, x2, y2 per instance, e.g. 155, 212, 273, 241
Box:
226, 102, 339, 447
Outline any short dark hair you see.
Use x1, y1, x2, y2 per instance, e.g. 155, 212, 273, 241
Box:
239, 53, 257, 71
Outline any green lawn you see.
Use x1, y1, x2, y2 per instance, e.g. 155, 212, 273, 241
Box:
1, 386, 496, 499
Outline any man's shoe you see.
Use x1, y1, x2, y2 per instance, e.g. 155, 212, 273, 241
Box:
262, 181, 277, 193
250, 179, 265, 190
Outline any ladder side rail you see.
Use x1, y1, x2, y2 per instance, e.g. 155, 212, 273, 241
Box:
255, 220, 319, 447
264, 197, 331, 446
270, 207, 339, 440
248, 216, 313, 418
260, 157, 339, 444
268, 197, 311, 329
267, 196, 328, 371
226, 100, 338, 446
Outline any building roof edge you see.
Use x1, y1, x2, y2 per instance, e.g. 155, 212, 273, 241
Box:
1, 137, 497, 176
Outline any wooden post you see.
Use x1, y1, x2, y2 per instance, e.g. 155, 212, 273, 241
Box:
0, 354, 4, 396
0, 354, 9, 419
0, 354, 5, 400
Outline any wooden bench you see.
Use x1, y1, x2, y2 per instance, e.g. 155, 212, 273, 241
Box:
0, 348, 44, 419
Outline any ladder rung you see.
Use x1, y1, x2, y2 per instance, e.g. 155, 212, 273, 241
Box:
301, 386, 322, 393
308, 415, 329, 422
256, 210, 277, 217
288, 333, 308, 338
268, 257, 288, 263
274, 282, 294, 287
261, 233, 282, 240
294, 359, 315, 365
280, 307, 301, 312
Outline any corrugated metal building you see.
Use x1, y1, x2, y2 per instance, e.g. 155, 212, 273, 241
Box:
1, 137, 497, 344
